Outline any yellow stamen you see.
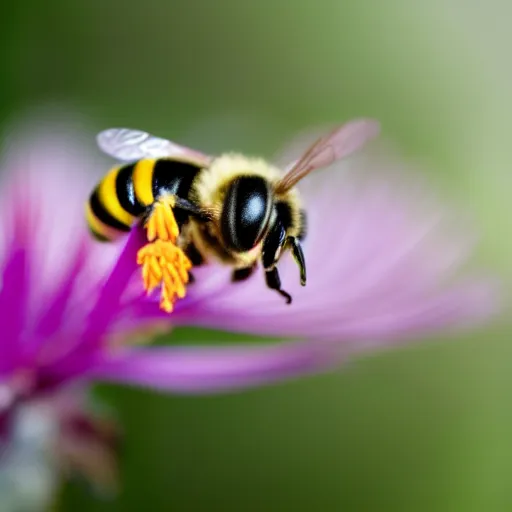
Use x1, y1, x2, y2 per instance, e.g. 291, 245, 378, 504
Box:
136, 197, 192, 313
145, 196, 179, 242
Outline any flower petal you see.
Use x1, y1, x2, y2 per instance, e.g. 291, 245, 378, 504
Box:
0, 116, 126, 323
0, 116, 155, 367
84, 342, 340, 393
80, 230, 146, 351
0, 249, 29, 374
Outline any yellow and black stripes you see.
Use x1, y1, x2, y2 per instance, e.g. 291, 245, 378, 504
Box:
115, 163, 146, 216
132, 159, 156, 207
87, 165, 135, 241
87, 158, 203, 241
87, 187, 130, 240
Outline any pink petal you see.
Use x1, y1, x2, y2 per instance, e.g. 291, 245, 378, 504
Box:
0, 116, 151, 358
0, 249, 29, 374
84, 342, 341, 393
0, 116, 122, 308
80, 230, 146, 351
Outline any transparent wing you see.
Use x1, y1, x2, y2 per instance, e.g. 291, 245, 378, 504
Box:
275, 118, 380, 193
97, 128, 212, 166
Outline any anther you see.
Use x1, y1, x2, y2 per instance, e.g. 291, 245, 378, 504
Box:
136, 196, 191, 313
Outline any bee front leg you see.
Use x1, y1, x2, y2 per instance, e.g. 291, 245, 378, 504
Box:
262, 218, 293, 304
265, 267, 292, 305
288, 236, 306, 286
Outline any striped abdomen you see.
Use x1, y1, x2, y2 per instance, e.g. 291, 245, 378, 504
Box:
86, 158, 202, 241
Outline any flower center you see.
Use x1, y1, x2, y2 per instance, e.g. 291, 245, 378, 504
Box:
136, 196, 192, 313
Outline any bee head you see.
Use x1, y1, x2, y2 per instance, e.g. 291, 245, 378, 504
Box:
220, 176, 273, 252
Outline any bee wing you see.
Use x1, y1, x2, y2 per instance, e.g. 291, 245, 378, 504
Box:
275, 118, 380, 193
97, 128, 212, 166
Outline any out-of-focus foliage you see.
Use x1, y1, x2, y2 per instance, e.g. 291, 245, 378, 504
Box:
2, 0, 512, 510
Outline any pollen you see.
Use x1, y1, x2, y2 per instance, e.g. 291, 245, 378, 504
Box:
136, 196, 192, 313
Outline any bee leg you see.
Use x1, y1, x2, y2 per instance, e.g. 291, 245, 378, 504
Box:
265, 267, 292, 305
261, 219, 292, 303
185, 242, 205, 267
184, 242, 205, 286
173, 197, 212, 222
232, 263, 257, 283
288, 237, 307, 286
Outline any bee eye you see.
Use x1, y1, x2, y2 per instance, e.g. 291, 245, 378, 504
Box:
221, 176, 272, 252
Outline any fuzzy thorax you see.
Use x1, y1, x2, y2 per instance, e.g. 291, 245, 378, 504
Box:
136, 196, 191, 313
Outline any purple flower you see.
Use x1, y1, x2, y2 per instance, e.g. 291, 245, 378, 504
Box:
0, 117, 498, 405
0, 112, 498, 502
88, 132, 499, 393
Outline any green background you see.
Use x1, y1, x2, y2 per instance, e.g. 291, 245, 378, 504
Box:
3, 0, 512, 510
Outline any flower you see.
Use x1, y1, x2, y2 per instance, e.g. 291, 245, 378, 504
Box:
0, 113, 499, 502
0, 113, 499, 399
87, 128, 499, 393
0, 115, 152, 501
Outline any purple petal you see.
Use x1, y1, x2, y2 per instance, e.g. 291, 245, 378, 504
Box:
0, 115, 501, 399
0, 119, 126, 305
0, 118, 173, 390
0, 249, 29, 374
169, 147, 499, 348
33, 242, 89, 342
84, 342, 341, 393
80, 230, 145, 351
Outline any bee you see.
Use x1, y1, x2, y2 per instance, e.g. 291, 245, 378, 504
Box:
86, 119, 380, 310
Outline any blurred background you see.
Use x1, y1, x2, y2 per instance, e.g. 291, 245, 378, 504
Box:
3, 0, 512, 510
